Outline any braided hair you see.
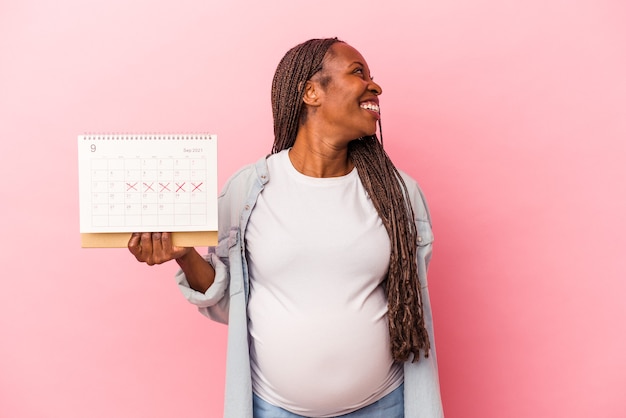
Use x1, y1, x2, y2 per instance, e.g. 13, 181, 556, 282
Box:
271, 38, 430, 362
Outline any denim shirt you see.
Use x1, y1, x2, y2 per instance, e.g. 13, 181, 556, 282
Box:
176, 155, 444, 418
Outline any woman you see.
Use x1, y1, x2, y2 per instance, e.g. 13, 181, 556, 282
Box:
129, 38, 443, 418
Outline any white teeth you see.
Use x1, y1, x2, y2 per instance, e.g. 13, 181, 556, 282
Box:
360, 102, 380, 112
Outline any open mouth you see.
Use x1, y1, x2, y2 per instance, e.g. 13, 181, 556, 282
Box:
360, 101, 380, 113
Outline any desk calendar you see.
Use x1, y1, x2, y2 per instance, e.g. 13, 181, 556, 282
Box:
78, 133, 218, 247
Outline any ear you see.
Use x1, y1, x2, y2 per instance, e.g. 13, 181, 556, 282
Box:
302, 80, 322, 107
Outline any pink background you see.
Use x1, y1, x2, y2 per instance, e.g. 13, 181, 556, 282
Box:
1, 0, 625, 417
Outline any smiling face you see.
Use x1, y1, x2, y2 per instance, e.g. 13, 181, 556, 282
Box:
306, 42, 383, 143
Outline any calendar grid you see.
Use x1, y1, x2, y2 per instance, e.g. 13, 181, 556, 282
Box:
90, 156, 209, 228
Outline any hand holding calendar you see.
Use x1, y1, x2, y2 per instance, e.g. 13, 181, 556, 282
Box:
127, 232, 191, 265
128, 231, 217, 292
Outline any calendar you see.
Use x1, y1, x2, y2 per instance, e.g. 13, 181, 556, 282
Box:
78, 133, 218, 246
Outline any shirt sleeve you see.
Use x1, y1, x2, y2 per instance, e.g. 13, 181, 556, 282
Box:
175, 248, 231, 324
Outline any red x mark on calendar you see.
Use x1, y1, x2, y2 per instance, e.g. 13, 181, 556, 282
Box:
159, 182, 170, 192
143, 182, 154, 192
126, 182, 138, 191
191, 182, 203, 192
175, 182, 186, 192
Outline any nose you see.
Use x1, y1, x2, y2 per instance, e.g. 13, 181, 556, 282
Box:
369, 79, 382, 96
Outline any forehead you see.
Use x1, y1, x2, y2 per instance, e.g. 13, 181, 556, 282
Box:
325, 42, 369, 69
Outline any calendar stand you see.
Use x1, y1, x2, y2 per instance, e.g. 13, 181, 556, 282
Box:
80, 231, 218, 248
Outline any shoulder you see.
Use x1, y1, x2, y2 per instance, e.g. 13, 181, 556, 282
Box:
219, 155, 269, 198
397, 169, 432, 224
215, 155, 269, 230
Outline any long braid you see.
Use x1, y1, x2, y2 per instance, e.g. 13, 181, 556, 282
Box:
350, 136, 431, 362
271, 38, 430, 362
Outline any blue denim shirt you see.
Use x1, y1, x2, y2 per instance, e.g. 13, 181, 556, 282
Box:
176, 155, 444, 418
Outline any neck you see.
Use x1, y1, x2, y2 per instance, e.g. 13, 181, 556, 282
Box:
289, 131, 353, 178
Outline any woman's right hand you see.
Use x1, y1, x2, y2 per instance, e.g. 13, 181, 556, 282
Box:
128, 232, 191, 266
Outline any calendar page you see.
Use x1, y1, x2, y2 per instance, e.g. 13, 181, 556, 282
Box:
78, 134, 217, 234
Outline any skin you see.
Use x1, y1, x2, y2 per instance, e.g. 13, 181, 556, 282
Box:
128, 42, 383, 292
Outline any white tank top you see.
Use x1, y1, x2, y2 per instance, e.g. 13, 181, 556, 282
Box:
245, 149, 403, 417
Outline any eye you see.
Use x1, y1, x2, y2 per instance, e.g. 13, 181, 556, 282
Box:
353, 67, 364, 76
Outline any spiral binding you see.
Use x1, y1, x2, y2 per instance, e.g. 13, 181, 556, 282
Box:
81, 133, 216, 141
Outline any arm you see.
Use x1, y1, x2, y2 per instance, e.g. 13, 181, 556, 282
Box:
127, 232, 215, 292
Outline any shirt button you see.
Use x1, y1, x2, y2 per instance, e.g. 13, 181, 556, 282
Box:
417, 236, 423, 242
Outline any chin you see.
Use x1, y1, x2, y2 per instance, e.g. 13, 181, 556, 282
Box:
364, 128, 377, 137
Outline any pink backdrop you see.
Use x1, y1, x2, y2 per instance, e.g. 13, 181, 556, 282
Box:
1, 0, 625, 417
